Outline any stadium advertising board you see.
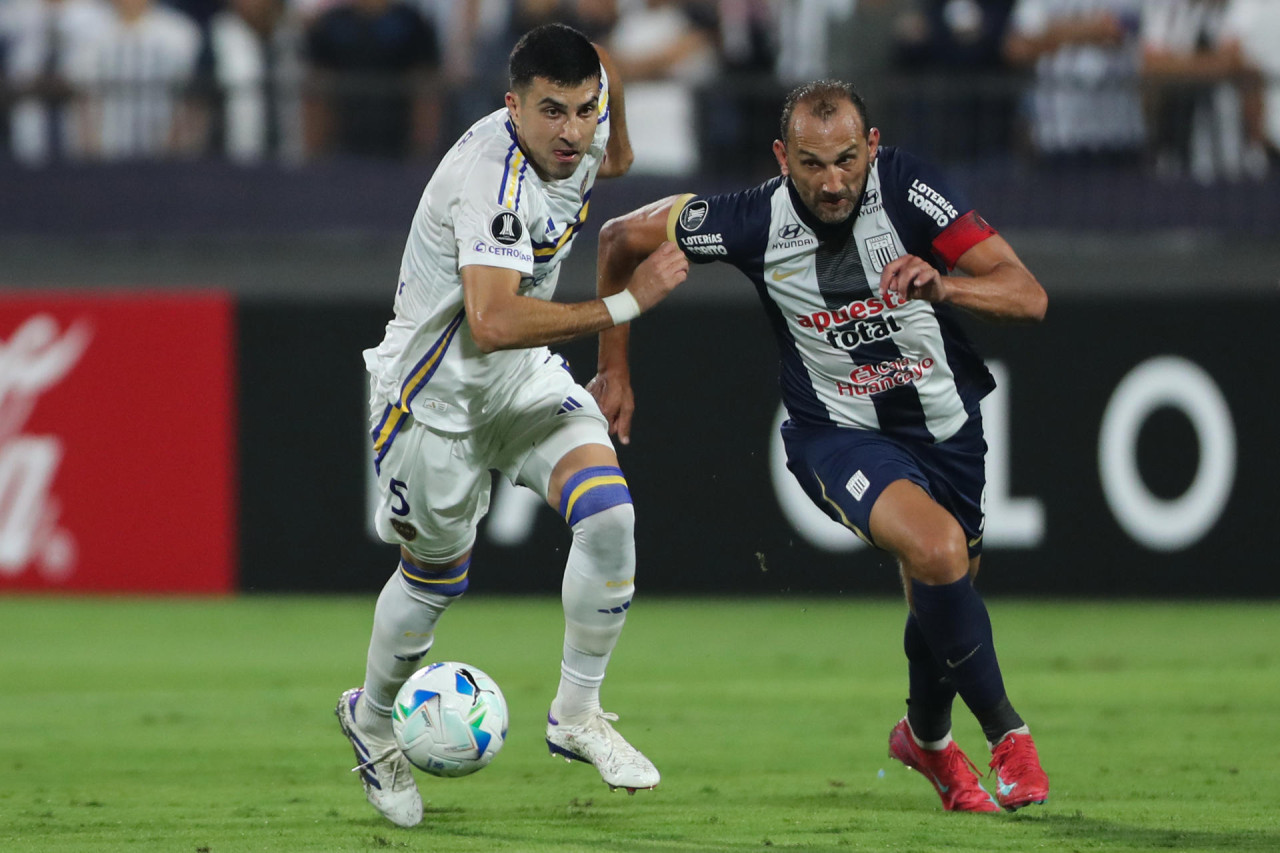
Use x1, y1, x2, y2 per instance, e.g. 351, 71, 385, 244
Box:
238, 296, 1277, 598
0, 293, 236, 594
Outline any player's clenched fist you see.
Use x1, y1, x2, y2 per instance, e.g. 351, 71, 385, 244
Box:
626, 241, 689, 312
880, 253, 948, 305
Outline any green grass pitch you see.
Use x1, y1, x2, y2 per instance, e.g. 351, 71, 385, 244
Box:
1, 595, 1277, 852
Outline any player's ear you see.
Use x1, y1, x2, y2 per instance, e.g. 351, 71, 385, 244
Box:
772, 139, 789, 176
867, 127, 881, 158
505, 91, 520, 126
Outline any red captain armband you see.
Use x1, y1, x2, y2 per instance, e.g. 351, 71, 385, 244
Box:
931, 211, 998, 270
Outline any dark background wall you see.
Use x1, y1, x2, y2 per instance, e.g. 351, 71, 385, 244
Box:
235, 295, 1278, 599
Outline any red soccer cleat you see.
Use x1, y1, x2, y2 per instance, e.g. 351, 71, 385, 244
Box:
989, 731, 1050, 811
888, 718, 1001, 813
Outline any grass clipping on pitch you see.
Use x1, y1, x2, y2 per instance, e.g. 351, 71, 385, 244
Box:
1, 595, 1276, 852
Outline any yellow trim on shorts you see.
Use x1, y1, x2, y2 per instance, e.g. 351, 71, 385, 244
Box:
815, 472, 874, 546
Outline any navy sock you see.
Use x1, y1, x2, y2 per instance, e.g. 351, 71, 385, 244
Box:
910, 577, 1023, 742
903, 612, 955, 742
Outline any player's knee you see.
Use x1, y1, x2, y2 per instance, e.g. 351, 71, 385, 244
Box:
573, 500, 634, 545
570, 504, 636, 585
562, 502, 636, 652
899, 530, 969, 585
561, 466, 635, 551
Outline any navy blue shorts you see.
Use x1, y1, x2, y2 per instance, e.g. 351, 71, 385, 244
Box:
781, 415, 988, 557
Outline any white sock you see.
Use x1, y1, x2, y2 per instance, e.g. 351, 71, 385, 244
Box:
552, 644, 610, 722
988, 724, 1031, 751
355, 569, 456, 738
552, 503, 635, 721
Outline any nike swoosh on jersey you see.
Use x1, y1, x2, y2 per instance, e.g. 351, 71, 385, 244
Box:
771, 267, 803, 282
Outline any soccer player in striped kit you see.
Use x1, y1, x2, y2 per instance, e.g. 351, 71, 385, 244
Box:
336, 24, 688, 827
591, 80, 1051, 813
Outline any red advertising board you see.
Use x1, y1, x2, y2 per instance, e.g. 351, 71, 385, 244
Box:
0, 292, 236, 593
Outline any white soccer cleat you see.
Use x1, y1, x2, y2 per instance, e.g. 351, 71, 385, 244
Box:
336, 688, 424, 827
545, 710, 661, 793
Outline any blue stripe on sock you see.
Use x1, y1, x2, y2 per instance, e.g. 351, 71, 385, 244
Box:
400, 557, 470, 595
558, 465, 631, 527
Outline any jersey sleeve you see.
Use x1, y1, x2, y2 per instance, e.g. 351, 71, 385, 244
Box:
880, 148, 997, 270
666, 183, 773, 268
454, 156, 536, 276
588, 60, 611, 161
597, 61, 612, 130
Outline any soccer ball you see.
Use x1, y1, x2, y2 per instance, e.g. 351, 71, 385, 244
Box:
391, 661, 508, 777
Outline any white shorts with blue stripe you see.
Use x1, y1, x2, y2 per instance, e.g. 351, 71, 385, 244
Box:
368, 355, 611, 564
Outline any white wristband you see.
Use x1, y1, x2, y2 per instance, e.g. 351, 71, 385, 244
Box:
602, 290, 642, 326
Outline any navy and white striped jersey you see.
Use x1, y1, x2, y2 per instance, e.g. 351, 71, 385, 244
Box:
668, 146, 998, 443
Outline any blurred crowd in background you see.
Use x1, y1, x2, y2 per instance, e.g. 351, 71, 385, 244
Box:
1, 0, 1277, 184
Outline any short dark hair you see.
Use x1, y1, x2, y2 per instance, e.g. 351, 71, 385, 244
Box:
508, 23, 600, 93
778, 80, 870, 144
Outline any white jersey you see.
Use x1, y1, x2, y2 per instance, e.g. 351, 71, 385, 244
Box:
364, 67, 612, 435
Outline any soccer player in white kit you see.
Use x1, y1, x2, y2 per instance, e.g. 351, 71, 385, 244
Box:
335, 24, 689, 827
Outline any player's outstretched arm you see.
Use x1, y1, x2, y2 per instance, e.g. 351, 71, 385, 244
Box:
463, 244, 687, 354
878, 235, 1047, 323
589, 196, 685, 444
593, 43, 634, 179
